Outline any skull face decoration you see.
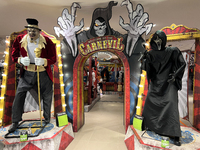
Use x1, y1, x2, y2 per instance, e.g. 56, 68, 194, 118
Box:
94, 17, 107, 37
150, 30, 167, 51
153, 35, 162, 50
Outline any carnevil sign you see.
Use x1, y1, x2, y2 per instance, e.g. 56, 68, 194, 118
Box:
54, 0, 153, 132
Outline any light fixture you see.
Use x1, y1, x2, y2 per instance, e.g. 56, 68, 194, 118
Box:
98, 52, 112, 60
5, 40, 9, 44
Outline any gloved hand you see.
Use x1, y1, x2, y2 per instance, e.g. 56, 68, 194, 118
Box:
35, 58, 44, 66
20, 57, 30, 66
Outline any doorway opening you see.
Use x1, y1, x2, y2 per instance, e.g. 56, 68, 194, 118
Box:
73, 50, 130, 132
82, 52, 125, 130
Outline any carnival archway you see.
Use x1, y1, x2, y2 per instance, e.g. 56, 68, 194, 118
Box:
73, 50, 130, 132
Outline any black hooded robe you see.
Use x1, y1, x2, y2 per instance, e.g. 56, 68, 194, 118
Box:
142, 46, 186, 137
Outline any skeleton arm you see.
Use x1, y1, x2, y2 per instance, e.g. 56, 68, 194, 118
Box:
120, 0, 153, 56
54, 3, 84, 57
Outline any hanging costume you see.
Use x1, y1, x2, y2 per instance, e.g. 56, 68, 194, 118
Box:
142, 30, 186, 138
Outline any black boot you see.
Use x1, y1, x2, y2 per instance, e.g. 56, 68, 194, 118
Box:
45, 118, 50, 124
174, 136, 181, 146
8, 122, 18, 133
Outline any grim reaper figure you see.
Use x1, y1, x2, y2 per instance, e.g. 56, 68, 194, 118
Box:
53, 0, 152, 124
54, 0, 153, 57
142, 30, 186, 146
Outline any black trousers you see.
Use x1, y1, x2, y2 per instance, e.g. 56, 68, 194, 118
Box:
12, 70, 53, 123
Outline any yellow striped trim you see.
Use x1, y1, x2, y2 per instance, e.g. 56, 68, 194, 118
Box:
24, 64, 45, 72
136, 70, 146, 115
26, 25, 40, 30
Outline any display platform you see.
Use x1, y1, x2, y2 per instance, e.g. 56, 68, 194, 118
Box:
102, 91, 122, 95
84, 96, 100, 112
0, 118, 74, 150
124, 125, 200, 150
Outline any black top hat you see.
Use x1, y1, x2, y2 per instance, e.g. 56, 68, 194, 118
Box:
25, 18, 41, 31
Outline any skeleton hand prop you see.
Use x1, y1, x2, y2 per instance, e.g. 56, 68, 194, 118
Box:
54, 2, 84, 57
21, 57, 30, 66
35, 58, 44, 66
120, 0, 153, 56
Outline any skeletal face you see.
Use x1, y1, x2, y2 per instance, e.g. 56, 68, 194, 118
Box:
94, 19, 106, 37
153, 35, 162, 50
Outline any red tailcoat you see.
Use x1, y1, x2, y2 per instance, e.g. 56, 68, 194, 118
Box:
11, 34, 56, 81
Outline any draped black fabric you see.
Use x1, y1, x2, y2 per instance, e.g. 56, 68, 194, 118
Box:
142, 33, 186, 137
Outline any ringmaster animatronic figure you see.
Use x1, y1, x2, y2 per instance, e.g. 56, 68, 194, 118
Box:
142, 30, 186, 146
9, 18, 56, 133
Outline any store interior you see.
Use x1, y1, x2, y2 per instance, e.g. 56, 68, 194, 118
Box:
0, 1, 200, 149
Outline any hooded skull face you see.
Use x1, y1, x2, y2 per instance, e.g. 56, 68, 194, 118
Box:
150, 30, 167, 51
153, 35, 162, 50
93, 17, 107, 37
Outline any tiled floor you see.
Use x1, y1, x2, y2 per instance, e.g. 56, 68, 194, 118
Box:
22, 91, 194, 150
67, 93, 127, 150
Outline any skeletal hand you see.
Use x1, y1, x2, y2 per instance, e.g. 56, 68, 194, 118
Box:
54, 2, 84, 57
120, 0, 153, 56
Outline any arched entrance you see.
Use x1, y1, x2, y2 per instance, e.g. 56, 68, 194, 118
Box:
73, 50, 130, 132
